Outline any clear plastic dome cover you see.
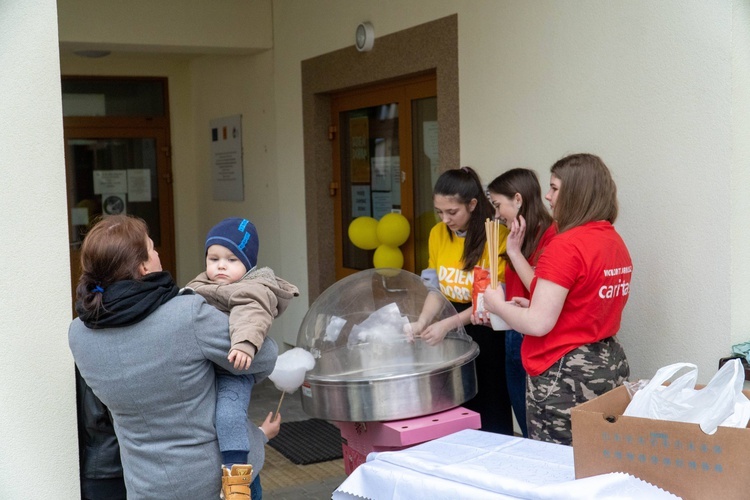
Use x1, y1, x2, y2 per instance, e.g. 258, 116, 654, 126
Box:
296, 268, 479, 422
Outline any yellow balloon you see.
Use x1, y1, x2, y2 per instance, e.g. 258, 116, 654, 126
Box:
373, 244, 404, 269
348, 216, 379, 250
376, 213, 411, 247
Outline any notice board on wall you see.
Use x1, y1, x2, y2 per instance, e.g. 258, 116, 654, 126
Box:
211, 114, 244, 201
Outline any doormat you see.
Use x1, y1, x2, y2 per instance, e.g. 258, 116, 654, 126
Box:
267, 418, 343, 465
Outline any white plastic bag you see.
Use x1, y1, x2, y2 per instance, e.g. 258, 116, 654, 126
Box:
623, 359, 750, 434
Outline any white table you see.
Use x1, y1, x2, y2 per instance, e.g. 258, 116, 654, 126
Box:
333, 429, 680, 500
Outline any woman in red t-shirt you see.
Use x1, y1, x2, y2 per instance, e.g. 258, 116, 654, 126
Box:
486, 168, 556, 438
483, 154, 631, 445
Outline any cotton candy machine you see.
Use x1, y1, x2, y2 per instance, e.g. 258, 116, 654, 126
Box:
297, 268, 479, 422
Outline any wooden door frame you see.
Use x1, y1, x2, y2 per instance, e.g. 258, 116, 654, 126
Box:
301, 14, 459, 303
331, 74, 436, 279
63, 120, 175, 310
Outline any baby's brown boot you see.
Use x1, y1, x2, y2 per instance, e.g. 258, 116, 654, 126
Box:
220, 464, 253, 500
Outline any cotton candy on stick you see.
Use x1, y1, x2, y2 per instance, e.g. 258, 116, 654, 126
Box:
268, 347, 316, 418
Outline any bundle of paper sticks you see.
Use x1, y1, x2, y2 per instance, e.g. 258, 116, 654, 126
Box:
484, 218, 501, 290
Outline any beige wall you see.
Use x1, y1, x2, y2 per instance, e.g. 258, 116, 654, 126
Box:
58, 0, 272, 54
1, 0, 79, 497
8, 1, 747, 494
731, 0, 750, 351
188, 51, 295, 343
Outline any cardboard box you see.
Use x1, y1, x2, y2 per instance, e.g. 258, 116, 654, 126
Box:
571, 384, 750, 500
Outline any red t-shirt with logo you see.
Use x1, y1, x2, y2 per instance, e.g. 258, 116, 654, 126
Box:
504, 224, 557, 301
521, 221, 632, 376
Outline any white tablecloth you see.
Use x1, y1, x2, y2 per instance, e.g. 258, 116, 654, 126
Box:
333, 429, 680, 500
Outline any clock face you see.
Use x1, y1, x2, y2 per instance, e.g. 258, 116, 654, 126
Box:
356, 25, 367, 49
355, 23, 373, 52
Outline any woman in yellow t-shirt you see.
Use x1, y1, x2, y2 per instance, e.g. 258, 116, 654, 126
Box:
411, 166, 513, 435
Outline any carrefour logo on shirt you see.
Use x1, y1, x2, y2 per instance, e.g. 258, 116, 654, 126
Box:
438, 266, 473, 301
600, 265, 632, 299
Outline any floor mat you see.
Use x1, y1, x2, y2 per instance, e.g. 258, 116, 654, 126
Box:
268, 418, 343, 465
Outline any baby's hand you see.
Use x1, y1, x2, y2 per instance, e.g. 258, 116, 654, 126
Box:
228, 349, 252, 370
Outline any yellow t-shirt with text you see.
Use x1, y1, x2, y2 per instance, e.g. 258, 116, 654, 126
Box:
427, 222, 508, 304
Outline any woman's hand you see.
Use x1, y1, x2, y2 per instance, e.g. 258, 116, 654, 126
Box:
506, 215, 526, 258
228, 349, 252, 370
418, 318, 454, 346
511, 297, 530, 308
483, 285, 507, 314
403, 319, 427, 342
470, 309, 487, 325
260, 411, 282, 439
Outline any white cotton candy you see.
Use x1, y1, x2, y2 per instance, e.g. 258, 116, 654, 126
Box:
268, 347, 316, 393
324, 316, 347, 342
347, 303, 409, 346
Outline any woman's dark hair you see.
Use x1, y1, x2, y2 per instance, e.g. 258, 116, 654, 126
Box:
488, 168, 553, 263
550, 153, 618, 233
75, 215, 150, 316
433, 167, 494, 271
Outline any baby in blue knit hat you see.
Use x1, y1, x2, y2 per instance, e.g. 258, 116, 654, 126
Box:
186, 217, 300, 499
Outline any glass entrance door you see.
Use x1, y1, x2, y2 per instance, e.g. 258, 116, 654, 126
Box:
338, 103, 401, 271
64, 127, 175, 309
332, 74, 437, 279
62, 77, 175, 312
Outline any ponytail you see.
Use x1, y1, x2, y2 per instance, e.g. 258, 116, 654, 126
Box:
75, 215, 150, 318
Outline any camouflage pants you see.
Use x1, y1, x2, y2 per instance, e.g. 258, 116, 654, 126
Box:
526, 336, 629, 445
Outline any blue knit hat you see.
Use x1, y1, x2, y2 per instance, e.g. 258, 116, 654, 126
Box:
205, 217, 259, 272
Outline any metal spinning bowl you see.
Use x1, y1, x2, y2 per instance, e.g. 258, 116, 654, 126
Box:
296, 269, 479, 422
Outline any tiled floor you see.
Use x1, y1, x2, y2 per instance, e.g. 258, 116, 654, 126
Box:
249, 377, 348, 499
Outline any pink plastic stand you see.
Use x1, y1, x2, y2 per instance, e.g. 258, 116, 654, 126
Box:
336, 407, 481, 475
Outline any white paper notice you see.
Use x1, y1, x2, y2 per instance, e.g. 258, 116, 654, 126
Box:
351, 185, 371, 217
423, 121, 440, 186
372, 192, 392, 220
390, 156, 401, 202
127, 169, 151, 202
70, 207, 89, 226
371, 156, 392, 192
93, 170, 128, 195
210, 114, 244, 201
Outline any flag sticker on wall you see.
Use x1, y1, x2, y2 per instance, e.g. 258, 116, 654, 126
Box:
210, 114, 244, 201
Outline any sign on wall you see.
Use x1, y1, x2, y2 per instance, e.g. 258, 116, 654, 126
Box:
211, 114, 244, 201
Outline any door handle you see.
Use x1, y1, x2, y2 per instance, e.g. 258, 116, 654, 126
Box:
329, 182, 339, 196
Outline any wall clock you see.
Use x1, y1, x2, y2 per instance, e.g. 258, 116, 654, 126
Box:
355, 22, 374, 52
